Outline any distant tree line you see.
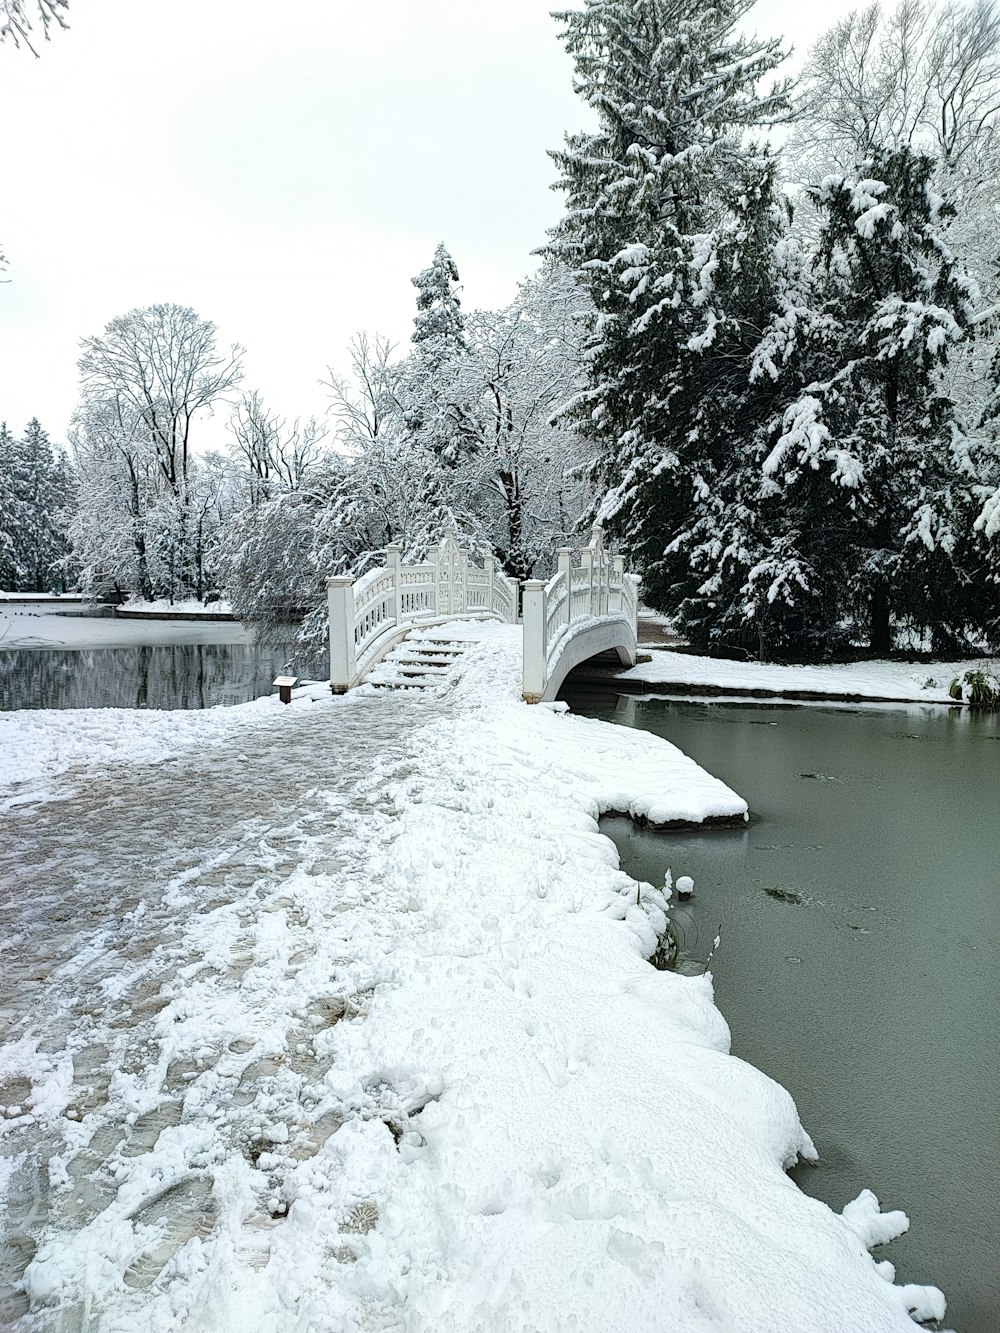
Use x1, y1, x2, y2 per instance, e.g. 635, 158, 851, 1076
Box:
0, 255, 591, 664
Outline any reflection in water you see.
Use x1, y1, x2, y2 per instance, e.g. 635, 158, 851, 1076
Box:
563, 687, 1000, 1333
0, 643, 308, 711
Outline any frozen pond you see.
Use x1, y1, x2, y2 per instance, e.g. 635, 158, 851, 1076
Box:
563, 688, 1000, 1333
0, 605, 307, 710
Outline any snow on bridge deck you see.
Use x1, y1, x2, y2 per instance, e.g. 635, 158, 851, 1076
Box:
0, 630, 943, 1331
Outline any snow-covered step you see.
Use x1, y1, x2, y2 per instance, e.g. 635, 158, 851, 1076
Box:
366, 634, 474, 692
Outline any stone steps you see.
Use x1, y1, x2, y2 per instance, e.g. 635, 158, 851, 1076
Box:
367, 636, 477, 692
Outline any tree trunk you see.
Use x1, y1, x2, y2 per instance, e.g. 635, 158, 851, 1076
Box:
870, 582, 891, 654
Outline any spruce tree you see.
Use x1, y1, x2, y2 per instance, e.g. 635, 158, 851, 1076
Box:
411, 243, 467, 362
403, 245, 483, 544
0, 421, 27, 589
752, 147, 989, 655
13, 418, 74, 591
544, 0, 791, 610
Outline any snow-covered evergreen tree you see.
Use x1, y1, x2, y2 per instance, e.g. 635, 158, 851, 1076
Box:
0, 421, 27, 588
0, 418, 74, 592
543, 0, 792, 610
411, 243, 467, 358
748, 147, 993, 655
17, 418, 73, 590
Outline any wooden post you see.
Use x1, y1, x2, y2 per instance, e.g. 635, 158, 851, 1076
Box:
522, 579, 546, 703
273, 674, 299, 705
327, 576, 356, 694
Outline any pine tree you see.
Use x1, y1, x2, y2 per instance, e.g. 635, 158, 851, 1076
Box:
0, 421, 28, 589
15, 418, 70, 591
0, 418, 74, 592
411, 243, 467, 358
543, 0, 791, 612
749, 147, 992, 655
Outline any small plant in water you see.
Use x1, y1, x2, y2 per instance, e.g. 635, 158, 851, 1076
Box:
650, 918, 681, 971
641, 869, 721, 974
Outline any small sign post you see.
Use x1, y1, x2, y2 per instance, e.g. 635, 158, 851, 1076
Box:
273, 674, 299, 705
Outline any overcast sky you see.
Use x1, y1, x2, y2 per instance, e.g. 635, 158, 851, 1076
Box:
0, 0, 859, 448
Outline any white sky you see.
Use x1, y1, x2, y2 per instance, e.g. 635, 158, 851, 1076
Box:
0, 0, 858, 448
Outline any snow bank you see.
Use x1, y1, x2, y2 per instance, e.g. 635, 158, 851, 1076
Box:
2, 625, 948, 1329
615, 647, 991, 704
120, 598, 234, 615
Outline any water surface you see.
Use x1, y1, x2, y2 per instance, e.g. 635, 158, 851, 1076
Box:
564, 689, 1000, 1333
0, 642, 303, 710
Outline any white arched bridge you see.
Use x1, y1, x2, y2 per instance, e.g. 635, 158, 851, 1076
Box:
326, 527, 640, 704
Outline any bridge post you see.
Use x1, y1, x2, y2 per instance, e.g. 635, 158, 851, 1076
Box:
386, 544, 402, 624
522, 579, 546, 704
557, 548, 572, 627
484, 554, 499, 619
580, 544, 595, 618
327, 576, 357, 694
458, 541, 468, 615
613, 554, 624, 616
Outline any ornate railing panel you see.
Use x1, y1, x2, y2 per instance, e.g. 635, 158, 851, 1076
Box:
328, 531, 519, 691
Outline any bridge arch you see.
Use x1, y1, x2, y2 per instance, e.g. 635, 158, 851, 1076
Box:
521, 527, 639, 703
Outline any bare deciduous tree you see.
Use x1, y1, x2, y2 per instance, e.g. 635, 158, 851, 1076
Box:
324, 332, 402, 454
795, 0, 1000, 176
78, 305, 243, 598
0, 0, 68, 54
228, 390, 326, 503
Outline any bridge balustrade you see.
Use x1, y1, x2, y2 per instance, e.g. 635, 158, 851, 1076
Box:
522, 525, 639, 703
327, 530, 519, 692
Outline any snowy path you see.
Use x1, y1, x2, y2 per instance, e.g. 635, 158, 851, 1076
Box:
1, 625, 948, 1331
1, 690, 446, 1326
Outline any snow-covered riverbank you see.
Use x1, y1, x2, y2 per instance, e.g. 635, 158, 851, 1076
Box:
0, 625, 948, 1330
608, 647, 995, 705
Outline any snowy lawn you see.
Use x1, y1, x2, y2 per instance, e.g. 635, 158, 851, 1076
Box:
615, 647, 995, 704
0, 602, 255, 652
0, 625, 948, 1330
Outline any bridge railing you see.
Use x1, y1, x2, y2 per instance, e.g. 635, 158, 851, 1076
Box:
327, 530, 519, 691
522, 525, 639, 703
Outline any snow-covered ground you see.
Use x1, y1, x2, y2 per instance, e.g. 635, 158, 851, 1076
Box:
0, 623, 949, 1330
0, 593, 87, 603
616, 647, 992, 704
119, 598, 235, 617
0, 602, 254, 651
